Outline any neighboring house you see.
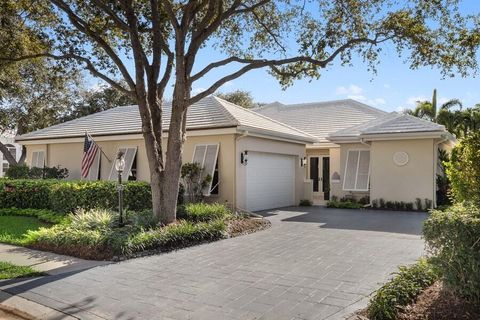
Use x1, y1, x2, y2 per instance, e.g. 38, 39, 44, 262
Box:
15, 96, 454, 211
0, 134, 22, 177
255, 100, 454, 207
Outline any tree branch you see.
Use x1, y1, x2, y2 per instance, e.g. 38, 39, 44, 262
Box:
50, 0, 136, 89
0, 52, 133, 94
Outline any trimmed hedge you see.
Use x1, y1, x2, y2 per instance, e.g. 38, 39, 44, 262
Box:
367, 259, 440, 320
0, 179, 152, 213
0, 208, 64, 224
423, 202, 480, 304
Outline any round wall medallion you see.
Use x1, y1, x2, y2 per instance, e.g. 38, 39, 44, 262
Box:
393, 151, 409, 166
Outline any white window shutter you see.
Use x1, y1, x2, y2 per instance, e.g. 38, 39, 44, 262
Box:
343, 150, 359, 190
202, 145, 219, 195
355, 150, 370, 190
122, 147, 137, 181
192, 145, 207, 165
31, 152, 39, 168
86, 152, 101, 181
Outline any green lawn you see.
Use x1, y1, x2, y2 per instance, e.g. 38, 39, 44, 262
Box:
0, 216, 50, 245
0, 261, 44, 280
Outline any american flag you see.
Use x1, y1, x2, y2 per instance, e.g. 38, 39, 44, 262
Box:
81, 132, 99, 178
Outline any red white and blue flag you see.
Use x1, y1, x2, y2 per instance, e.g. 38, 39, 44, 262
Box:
81, 132, 99, 178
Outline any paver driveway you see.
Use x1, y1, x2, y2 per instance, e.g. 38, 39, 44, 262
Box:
0, 207, 427, 320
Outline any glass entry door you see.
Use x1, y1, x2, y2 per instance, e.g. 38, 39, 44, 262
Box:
309, 156, 330, 200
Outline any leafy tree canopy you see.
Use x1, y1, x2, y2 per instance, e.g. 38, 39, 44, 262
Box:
216, 90, 255, 108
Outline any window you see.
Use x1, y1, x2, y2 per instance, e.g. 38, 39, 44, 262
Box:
343, 150, 370, 191
108, 147, 138, 181
192, 144, 219, 196
31, 151, 45, 168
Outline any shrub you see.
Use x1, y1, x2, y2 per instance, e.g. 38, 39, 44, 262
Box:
327, 199, 363, 209
379, 198, 386, 208
415, 198, 423, 211
0, 179, 152, 213
385, 201, 395, 210
423, 203, 480, 304
0, 208, 64, 224
358, 196, 370, 205
371, 199, 378, 209
405, 202, 414, 211
124, 219, 227, 255
367, 259, 440, 320
5, 164, 69, 179
181, 203, 231, 222
445, 132, 480, 205
424, 198, 432, 210
299, 199, 312, 206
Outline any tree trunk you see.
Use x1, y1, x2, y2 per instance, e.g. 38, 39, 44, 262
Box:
158, 82, 188, 223
0, 141, 17, 165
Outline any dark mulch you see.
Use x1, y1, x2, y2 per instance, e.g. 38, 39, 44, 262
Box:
398, 281, 480, 320
228, 217, 271, 237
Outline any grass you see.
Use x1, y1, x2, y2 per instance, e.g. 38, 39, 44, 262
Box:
0, 216, 51, 245
0, 261, 44, 280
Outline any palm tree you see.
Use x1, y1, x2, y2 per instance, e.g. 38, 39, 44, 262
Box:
406, 89, 462, 124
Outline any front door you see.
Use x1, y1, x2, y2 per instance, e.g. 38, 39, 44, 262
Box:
309, 156, 330, 201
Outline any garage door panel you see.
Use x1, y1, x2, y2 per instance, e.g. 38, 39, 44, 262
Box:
246, 152, 295, 211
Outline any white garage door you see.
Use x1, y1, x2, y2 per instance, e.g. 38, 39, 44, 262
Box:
246, 152, 295, 211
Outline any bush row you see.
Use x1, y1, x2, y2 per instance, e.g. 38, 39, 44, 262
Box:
423, 202, 480, 304
0, 208, 64, 224
371, 198, 432, 211
367, 259, 440, 320
0, 179, 152, 214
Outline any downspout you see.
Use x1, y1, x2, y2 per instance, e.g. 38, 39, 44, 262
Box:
234, 130, 249, 212
433, 135, 448, 208
360, 138, 372, 207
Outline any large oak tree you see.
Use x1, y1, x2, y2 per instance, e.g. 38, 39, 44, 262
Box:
2, 0, 479, 223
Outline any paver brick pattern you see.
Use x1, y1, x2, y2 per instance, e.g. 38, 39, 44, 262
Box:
0, 207, 426, 320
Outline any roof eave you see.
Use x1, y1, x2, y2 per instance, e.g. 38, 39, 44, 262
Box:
237, 125, 319, 144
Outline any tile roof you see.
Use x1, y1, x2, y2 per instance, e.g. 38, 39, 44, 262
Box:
255, 99, 387, 143
328, 112, 446, 140
16, 96, 317, 143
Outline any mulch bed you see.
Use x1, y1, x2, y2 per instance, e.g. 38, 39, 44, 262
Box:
228, 217, 271, 237
397, 281, 480, 320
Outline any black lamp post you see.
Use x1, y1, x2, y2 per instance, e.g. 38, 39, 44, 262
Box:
115, 151, 126, 226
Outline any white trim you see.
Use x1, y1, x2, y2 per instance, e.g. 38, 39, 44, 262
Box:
342, 149, 371, 192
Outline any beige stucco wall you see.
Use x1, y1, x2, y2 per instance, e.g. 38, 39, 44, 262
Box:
235, 136, 306, 210
370, 139, 435, 205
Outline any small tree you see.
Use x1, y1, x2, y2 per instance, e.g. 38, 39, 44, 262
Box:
216, 90, 255, 108
181, 163, 212, 203
445, 131, 480, 205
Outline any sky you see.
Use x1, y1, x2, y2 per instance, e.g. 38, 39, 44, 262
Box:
88, 1, 480, 113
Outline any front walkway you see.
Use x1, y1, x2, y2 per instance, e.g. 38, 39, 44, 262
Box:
0, 207, 427, 320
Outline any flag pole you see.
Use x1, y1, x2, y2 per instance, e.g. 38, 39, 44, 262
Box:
86, 131, 112, 163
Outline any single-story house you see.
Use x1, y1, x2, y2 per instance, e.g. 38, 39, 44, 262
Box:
16, 96, 454, 211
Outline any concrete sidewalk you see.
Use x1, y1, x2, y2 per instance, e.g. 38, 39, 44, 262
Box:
0, 244, 109, 276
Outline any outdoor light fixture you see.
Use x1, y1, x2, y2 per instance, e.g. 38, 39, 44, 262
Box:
241, 150, 248, 165
300, 157, 307, 167
115, 151, 126, 226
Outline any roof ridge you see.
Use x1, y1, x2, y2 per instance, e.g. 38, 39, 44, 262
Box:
210, 95, 241, 126
214, 96, 318, 139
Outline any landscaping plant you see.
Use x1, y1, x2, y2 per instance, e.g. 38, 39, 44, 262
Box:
367, 259, 440, 320
423, 202, 480, 304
